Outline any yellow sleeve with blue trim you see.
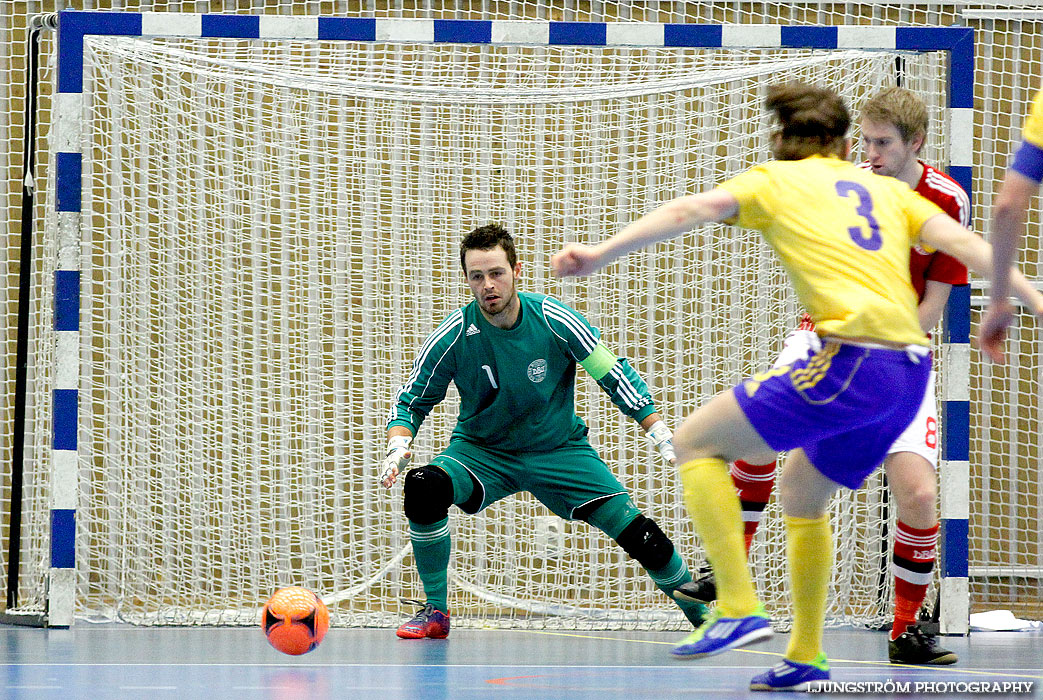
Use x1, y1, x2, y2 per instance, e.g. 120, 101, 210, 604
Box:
540, 296, 656, 422
1012, 90, 1043, 184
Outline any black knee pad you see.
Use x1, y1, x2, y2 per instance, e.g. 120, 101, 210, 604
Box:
403, 466, 454, 525
615, 515, 675, 571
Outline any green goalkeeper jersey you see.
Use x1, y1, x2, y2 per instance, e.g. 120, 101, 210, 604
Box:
387, 291, 656, 452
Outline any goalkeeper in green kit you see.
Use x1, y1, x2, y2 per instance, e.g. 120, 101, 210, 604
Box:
381, 224, 707, 638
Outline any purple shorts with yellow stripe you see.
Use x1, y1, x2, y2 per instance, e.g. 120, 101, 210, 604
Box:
733, 340, 931, 489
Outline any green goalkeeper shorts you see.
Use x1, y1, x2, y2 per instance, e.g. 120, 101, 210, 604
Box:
429, 436, 628, 520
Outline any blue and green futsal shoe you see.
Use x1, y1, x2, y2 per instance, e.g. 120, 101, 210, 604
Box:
671, 604, 772, 659
750, 653, 830, 691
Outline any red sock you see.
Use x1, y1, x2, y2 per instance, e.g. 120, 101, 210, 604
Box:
729, 459, 777, 553
891, 520, 939, 640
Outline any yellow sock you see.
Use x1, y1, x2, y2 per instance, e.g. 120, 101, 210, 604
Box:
784, 514, 832, 663
679, 457, 760, 618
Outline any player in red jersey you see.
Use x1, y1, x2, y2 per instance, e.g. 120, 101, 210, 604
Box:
677, 87, 964, 665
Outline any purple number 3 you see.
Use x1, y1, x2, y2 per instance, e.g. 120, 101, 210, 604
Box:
835, 180, 882, 250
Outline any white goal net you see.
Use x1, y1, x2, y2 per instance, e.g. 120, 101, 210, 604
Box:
15, 33, 959, 628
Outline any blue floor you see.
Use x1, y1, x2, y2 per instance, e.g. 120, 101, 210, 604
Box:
1, 625, 1040, 699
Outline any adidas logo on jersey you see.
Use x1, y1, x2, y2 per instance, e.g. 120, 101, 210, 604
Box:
466, 323, 480, 337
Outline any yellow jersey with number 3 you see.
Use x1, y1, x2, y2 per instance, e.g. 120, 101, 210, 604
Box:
718, 155, 942, 346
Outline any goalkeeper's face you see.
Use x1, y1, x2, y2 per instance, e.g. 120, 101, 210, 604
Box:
464, 246, 521, 318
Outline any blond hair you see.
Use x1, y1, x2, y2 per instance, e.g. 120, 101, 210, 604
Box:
861, 87, 929, 148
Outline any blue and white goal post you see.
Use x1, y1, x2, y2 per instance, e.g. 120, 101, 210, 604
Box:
38, 10, 972, 630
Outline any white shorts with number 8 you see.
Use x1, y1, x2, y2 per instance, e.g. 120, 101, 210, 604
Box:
771, 329, 938, 469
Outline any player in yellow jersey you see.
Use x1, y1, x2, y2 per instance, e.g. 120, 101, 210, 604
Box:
981, 89, 1043, 362
678, 87, 973, 667
552, 82, 1043, 692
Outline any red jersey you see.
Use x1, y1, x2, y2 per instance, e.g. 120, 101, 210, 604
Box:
798, 161, 970, 332
906, 162, 971, 297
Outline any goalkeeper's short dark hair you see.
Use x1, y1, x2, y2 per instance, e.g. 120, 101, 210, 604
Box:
460, 224, 518, 272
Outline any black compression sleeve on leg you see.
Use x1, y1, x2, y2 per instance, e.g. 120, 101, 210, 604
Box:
403, 466, 454, 525
614, 514, 675, 571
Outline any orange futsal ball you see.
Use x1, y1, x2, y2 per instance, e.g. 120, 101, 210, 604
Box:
261, 586, 330, 655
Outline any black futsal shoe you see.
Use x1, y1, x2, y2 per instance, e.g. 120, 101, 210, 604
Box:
889, 624, 958, 665
672, 565, 717, 605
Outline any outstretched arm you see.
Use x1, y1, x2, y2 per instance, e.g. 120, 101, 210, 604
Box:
381, 315, 460, 488
918, 211, 1043, 362
543, 297, 677, 465
579, 337, 675, 464
551, 188, 740, 277
577, 343, 676, 465
980, 170, 1039, 362
987, 170, 1035, 301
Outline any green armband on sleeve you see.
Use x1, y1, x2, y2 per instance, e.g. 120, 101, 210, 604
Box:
580, 342, 619, 380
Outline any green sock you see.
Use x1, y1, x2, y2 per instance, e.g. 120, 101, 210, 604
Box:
648, 550, 708, 625
409, 517, 452, 613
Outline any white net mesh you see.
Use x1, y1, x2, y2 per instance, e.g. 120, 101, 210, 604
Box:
14, 35, 950, 628
2, 1, 1040, 629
